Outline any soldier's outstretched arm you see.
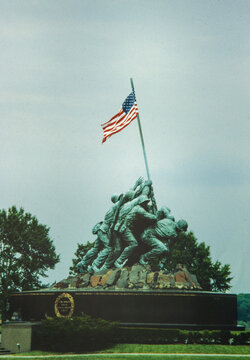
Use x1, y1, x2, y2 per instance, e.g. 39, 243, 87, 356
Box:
132, 176, 144, 191
140, 207, 157, 223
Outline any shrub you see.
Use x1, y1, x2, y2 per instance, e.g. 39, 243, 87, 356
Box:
32, 321, 250, 351
116, 327, 250, 345
32, 315, 118, 352
232, 331, 250, 345
186, 331, 202, 344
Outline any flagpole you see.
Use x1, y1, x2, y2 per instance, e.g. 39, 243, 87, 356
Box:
130, 78, 151, 181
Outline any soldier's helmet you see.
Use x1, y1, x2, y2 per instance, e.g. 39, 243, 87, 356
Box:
176, 219, 188, 232
162, 206, 171, 214
111, 193, 122, 203
138, 195, 150, 205
167, 214, 175, 221
124, 190, 135, 202
157, 206, 171, 219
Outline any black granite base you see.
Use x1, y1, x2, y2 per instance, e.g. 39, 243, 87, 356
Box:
9, 289, 239, 330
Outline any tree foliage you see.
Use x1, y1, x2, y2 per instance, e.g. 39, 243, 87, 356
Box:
69, 241, 93, 275
165, 231, 232, 292
237, 294, 250, 323
71, 231, 232, 292
0, 206, 60, 319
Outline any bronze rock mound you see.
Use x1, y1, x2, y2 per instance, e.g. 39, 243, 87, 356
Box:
50, 264, 201, 291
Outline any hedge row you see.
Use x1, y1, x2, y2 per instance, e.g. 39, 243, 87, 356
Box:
117, 327, 250, 345
32, 317, 250, 352
32, 316, 118, 352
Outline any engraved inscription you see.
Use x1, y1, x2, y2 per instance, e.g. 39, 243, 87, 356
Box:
55, 293, 74, 318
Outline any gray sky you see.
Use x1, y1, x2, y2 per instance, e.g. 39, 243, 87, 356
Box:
0, 0, 249, 293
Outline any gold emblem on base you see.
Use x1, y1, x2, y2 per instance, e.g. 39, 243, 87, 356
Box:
54, 293, 74, 318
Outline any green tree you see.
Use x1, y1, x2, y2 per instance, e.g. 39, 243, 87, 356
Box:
69, 241, 93, 275
165, 231, 232, 292
237, 294, 250, 324
71, 231, 232, 292
0, 206, 60, 320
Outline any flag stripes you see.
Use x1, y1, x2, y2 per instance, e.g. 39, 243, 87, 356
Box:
101, 92, 139, 143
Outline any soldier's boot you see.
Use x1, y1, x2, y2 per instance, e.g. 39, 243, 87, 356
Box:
114, 259, 128, 269
76, 261, 88, 273
139, 255, 148, 266
91, 264, 100, 273
99, 264, 109, 271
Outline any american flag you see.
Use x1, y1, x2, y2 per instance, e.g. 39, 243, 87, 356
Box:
101, 90, 139, 143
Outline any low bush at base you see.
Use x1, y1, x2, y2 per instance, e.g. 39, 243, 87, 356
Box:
32, 316, 119, 352
32, 316, 250, 352
116, 328, 250, 345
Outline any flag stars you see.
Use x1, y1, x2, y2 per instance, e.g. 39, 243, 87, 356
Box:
122, 92, 136, 114
101, 90, 138, 143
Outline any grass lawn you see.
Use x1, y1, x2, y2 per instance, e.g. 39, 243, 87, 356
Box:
4, 355, 250, 360
102, 344, 250, 354
6, 344, 249, 359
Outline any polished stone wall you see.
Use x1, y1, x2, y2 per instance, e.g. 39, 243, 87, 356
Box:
9, 289, 238, 330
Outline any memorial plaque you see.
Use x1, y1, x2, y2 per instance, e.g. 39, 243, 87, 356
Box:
54, 292, 74, 318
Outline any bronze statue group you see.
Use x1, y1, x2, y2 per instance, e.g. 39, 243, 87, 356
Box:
77, 177, 188, 273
